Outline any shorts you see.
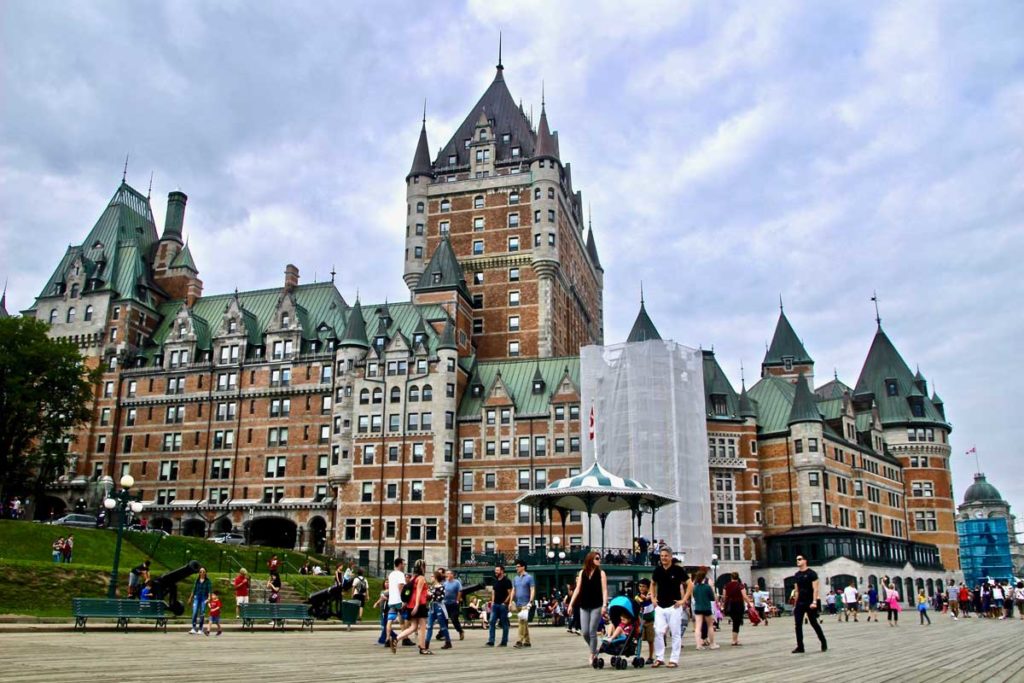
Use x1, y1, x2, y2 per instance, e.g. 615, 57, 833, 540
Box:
694, 610, 712, 617
210, 615, 221, 624
410, 604, 428, 619
641, 621, 654, 644
236, 595, 249, 605
386, 603, 402, 621
354, 593, 367, 606
845, 602, 858, 610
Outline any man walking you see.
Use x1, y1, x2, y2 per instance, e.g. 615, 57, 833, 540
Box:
651, 547, 691, 668
842, 581, 859, 622
512, 560, 536, 648
946, 581, 960, 620
791, 555, 827, 653
443, 569, 465, 641
486, 564, 512, 647
385, 558, 407, 648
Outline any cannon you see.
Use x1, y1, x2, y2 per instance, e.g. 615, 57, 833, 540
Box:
307, 583, 344, 619
151, 560, 201, 616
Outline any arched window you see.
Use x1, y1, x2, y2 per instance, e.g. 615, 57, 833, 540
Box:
534, 188, 541, 200
84, 305, 94, 322
422, 384, 433, 401
359, 389, 369, 405
440, 199, 450, 213
70, 283, 80, 298
548, 188, 555, 199
509, 191, 519, 205
474, 195, 484, 209
390, 386, 401, 403
66, 307, 76, 323
49, 309, 58, 324
372, 388, 383, 404
408, 386, 420, 402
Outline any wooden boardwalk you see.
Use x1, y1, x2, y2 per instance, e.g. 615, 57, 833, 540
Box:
0, 614, 1021, 682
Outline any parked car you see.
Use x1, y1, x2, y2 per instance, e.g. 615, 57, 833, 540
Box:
49, 514, 98, 529
210, 532, 246, 545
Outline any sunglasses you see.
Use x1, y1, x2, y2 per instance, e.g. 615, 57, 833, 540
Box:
795, 557, 805, 562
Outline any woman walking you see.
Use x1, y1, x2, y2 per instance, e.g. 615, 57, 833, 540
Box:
886, 581, 901, 626
692, 569, 719, 650
392, 559, 430, 655
188, 567, 212, 635
721, 572, 749, 646
567, 551, 608, 666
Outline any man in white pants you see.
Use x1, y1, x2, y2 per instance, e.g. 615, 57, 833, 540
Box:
650, 547, 693, 668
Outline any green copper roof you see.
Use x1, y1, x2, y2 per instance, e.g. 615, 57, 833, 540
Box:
437, 318, 457, 351
169, 242, 198, 272
458, 357, 579, 418
702, 350, 740, 419
738, 385, 757, 418
747, 375, 797, 434
814, 378, 851, 400
414, 236, 471, 301
789, 373, 822, 425
763, 310, 812, 366
962, 473, 1004, 504
626, 300, 661, 343
854, 327, 949, 427
340, 299, 371, 348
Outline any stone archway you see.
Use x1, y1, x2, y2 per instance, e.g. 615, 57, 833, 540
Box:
249, 516, 297, 549
151, 517, 173, 533
182, 518, 206, 537
904, 578, 914, 606
216, 517, 233, 534
34, 495, 67, 521
308, 516, 327, 553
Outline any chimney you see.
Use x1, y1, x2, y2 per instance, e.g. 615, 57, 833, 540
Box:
163, 191, 188, 243
284, 264, 299, 293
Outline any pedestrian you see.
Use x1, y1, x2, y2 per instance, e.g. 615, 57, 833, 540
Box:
392, 559, 430, 655
376, 580, 392, 645
443, 569, 465, 641
62, 535, 74, 563
51, 537, 63, 563
267, 554, 281, 574
958, 584, 971, 618
721, 572, 749, 645
266, 572, 281, 603
425, 568, 451, 651
753, 585, 770, 625
567, 551, 609, 667
634, 578, 656, 663
992, 582, 1005, 619
842, 581, 860, 622
206, 591, 223, 636
825, 589, 837, 617
886, 581, 902, 626
232, 568, 250, 618
693, 569, 719, 650
139, 580, 154, 601
790, 554, 827, 653
1014, 581, 1024, 621
485, 564, 513, 648
351, 568, 368, 619
649, 547, 690, 668
513, 560, 536, 649
866, 583, 879, 622
946, 581, 959, 620
917, 589, 931, 625
128, 559, 151, 598
188, 567, 212, 635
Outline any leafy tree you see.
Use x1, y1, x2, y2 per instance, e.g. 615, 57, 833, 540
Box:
0, 316, 99, 509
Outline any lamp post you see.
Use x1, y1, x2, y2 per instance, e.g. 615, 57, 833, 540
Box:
711, 553, 719, 588
103, 474, 143, 598
546, 535, 567, 597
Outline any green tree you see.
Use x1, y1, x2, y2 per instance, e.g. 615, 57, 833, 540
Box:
0, 316, 99, 510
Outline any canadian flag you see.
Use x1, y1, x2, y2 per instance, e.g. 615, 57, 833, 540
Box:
589, 406, 595, 441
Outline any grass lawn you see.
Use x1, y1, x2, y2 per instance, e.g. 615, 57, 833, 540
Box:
0, 520, 158, 569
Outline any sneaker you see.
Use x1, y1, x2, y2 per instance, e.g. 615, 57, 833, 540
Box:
523, 643, 531, 647
215, 632, 222, 637
485, 642, 494, 647
821, 642, 828, 652
498, 643, 508, 647
442, 641, 452, 650
708, 643, 720, 650
792, 647, 805, 654
189, 629, 197, 635
513, 642, 523, 649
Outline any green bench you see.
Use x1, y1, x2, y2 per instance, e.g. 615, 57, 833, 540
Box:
72, 598, 169, 631
239, 602, 313, 631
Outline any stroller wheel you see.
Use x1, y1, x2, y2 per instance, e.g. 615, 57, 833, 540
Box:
632, 657, 641, 668
597, 657, 605, 669
610, 656, 619, 668
592, 658, 600, 669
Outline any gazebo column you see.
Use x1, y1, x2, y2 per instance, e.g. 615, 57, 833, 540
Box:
585, 496, 595, 552
557, 506, 568, 549
599, 512, 608, 554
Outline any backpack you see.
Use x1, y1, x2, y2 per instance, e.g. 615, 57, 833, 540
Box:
353, 577, 366, 597
400, 578, 415, 605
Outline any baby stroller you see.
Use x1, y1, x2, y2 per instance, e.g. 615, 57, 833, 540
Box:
594, 596, 646, 669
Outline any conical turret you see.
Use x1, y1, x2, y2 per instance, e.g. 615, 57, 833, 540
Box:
339, 299, 370, 349
407, 117, 433, 181
788, 373, 822, 426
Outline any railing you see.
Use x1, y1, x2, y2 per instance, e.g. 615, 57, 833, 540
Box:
280, 559, 310, 599
457, 546, 657, 569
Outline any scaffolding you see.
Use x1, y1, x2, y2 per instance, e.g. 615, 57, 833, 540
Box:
581, 339, 713, 563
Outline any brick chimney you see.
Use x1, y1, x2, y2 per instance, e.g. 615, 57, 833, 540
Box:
284, 264, 299, 293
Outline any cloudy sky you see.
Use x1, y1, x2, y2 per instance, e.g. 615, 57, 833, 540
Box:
2, 1, 1022, 518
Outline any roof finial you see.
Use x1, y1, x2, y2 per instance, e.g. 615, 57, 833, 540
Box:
834, 367, 839, 381
779, 293, 784, 311
330, 265, 336, 283
639, 280, 645, 306
147, 171, 154, 199
122, 152, 129, 183
541, 80, 546, 108
422, 99, 427, 127
497, 31, 503, 70
871, 290, 881, 327
588, 202, 592, 230
740, 360, 746, 385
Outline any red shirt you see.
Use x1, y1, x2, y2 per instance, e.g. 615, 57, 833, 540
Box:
233, 574, 250, 597
724, 580, 744, 605
208, 596, 222, 617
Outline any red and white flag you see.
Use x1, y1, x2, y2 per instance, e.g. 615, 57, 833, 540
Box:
588, 406, 595, 441
965, 446, 977, 455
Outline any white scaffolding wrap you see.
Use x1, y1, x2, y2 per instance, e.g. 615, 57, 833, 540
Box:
581, 339, 713, 563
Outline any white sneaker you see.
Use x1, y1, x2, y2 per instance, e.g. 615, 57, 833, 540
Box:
189, 629, 197, 635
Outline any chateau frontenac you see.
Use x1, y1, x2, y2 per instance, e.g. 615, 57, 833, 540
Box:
23, 58, 961, 594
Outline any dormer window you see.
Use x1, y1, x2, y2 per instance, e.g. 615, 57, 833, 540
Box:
502, 133, 510, 143
479, 130, 488, 141
464, 139, 471, 149
178, 324, 187, 338
909, 397, 925, 418
413, 333, 425, 346
281, 312, 290, 328
532, 380, 545, 395
375, 336, 386, 348
432, 272, 442, 284
885, 379, 898, 397
70, 283, 80, 298
711, 394, 728, 416
511, 146, 520, 157
228, 319, 237, 333
448, 155, 457, 166
471, 384, 483, 397
782, 356, 793, 371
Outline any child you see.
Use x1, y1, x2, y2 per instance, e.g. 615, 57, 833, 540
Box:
376, 580, 394, 645
206, 591, 223, 636
634, 578, 656, 664
139, 580, 154, 602
917, 589, 931, 626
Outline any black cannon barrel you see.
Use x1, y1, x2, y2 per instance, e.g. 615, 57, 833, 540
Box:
151, 560, 200, 616
307, 583, 344, 619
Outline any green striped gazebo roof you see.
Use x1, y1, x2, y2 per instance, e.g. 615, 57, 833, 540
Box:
515, 461, 678, 515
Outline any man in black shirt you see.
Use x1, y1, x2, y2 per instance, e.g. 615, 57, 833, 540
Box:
791, 554, 827, 653
650, 547, 692, 668
486, 565, 513, 647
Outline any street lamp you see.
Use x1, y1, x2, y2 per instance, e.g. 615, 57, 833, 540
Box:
711, 553, 719, 587
547, 536, 567, 597
103, 474, 143, 598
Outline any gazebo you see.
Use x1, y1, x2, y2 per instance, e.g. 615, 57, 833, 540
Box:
515, 461, 678, 554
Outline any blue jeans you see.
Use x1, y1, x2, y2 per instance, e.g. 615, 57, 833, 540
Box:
425, 602, 450, 647
192, 597, 207, 630
488, 604, 510, 645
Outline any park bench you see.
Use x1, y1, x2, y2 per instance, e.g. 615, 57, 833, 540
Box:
72, 598, 169, 631
239, 602, 314, 631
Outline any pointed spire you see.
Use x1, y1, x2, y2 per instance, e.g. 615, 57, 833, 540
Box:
534, 88, 559, 162
738, 384, 757, 419
627, 290, 661, 343
414, 235, 471, 301
497, 31, 503, 70
0, 279, 8, 319
437, 317, 457, 351
779, 293, 784, 311
788, 373, 822, 426
585, 223, 603, 271
871, 290, 881, 328
764, 307, 813, 366
407, 104, 433, 180
122, 152, 129, 183
147, 171, 154, 199
339, 299, 370, 349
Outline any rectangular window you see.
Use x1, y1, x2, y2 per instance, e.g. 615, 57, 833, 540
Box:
508, 290, 520, 306
508, 315, 520, 331
462, 471, 473, 492
265, 456, 286, 478
808, 472, 820, 486
518, 437, 530, 457
461, 504, 473, 524
508, 341, 520, 357
518, 469, 530, 490
518, 504, 531, 524
810, 502, 822, 523
361, 482, 373, 502
461, 439, 475, 459
534, 436, 546, 456
508, 236, 519, 251
509, 267, 520, 281
472, 240, 484, 255
411, 480, 424, 501
485, 473, 496, 489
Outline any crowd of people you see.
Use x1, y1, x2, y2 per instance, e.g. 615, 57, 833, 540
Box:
50, 535, 74, 563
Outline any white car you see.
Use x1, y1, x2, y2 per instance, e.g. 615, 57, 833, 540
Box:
210, 533, 246, 545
